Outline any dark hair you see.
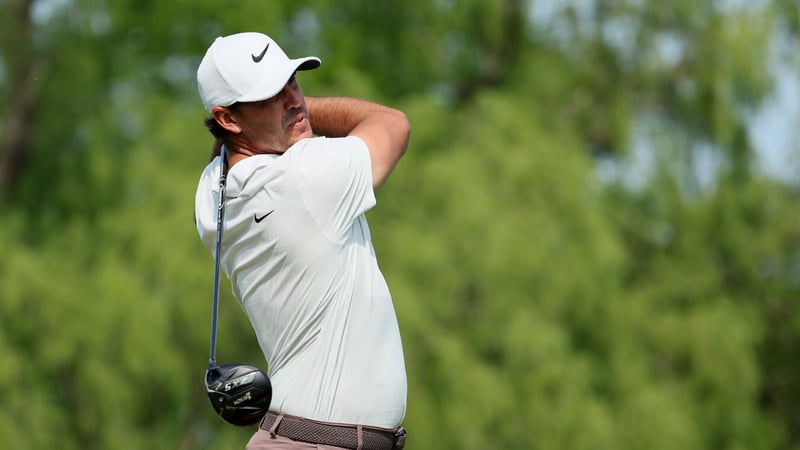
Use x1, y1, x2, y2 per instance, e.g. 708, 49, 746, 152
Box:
203, 103, 241, 139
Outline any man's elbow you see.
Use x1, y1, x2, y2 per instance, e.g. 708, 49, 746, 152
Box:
392, 110, 411, 157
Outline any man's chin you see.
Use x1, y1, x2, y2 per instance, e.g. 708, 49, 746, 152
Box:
292, 116, 312, 134
294, 126, 314, 142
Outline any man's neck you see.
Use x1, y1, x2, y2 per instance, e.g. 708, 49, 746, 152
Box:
224, 147, 252, 170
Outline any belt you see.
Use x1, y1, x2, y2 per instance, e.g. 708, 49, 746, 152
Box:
260, 412, 406, 450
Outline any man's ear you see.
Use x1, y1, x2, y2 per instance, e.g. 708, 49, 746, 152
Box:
211, 106, 242, 134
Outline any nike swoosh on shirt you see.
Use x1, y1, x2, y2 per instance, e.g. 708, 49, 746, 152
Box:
254, 211, 275, 223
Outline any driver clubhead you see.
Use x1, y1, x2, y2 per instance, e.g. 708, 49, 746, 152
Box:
205, 363, 271, 426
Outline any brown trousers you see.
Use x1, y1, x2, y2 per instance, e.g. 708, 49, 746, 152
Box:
246, 431, 348, 449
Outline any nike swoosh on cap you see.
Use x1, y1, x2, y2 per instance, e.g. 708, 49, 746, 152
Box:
251, 43, 270, 63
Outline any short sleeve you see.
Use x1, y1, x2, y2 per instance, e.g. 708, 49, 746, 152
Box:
290, 136, 376, 240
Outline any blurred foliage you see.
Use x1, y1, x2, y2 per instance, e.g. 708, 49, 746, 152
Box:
1, 0, 799, 449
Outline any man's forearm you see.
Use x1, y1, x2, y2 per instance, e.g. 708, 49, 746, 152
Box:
306, 96, 398, 138
306, 96, 410, 188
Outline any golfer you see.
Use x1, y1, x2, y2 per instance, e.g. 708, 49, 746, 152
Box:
194, 32, 409, 450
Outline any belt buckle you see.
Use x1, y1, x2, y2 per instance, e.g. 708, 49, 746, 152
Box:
393, 427, 406, 449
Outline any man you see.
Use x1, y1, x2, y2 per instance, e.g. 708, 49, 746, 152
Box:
194, 32, 410, 450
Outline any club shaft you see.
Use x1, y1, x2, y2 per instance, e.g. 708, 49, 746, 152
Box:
209, 150, 227, 368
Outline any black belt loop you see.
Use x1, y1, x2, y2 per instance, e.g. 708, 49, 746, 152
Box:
268, 414, 284, 439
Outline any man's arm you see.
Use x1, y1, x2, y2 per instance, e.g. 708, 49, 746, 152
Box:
306, 96, 410, 189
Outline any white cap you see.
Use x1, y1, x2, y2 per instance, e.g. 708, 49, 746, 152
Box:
197, 32, 321, 112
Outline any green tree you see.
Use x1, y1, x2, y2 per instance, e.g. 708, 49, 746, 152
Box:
1, 1, 798, 449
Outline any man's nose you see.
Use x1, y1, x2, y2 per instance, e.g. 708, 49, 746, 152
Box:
281, 84, 302, 108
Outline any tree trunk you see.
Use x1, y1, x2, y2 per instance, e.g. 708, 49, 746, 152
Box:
0, 0, 38, 199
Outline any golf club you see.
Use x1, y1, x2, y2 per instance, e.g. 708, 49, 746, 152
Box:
204, 145, 271, 426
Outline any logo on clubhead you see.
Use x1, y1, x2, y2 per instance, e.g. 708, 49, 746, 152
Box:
224, 372, 255, 392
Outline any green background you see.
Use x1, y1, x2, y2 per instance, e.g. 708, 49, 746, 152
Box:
1, 1, 799, 449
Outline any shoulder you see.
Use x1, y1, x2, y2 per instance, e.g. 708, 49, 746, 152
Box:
288, 136, 371, 175
290, 136, 368, 156
287, 136, 374, 200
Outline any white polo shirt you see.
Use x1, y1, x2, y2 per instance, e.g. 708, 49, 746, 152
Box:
195, 136, 407, 428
